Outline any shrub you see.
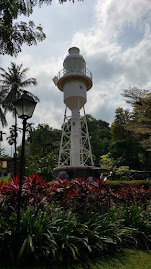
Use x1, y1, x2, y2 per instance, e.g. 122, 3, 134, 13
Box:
121, 203, 151, 249
0, 174, 51, 210
1, 175, 151, 214
0, 174, 151, 266
0, 206, 136, 266
25, 153, 57, 180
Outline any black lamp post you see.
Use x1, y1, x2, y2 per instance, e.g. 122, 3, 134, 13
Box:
14, 92, 37, 231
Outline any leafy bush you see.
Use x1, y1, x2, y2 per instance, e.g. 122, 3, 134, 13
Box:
0, 174, 51, 210
0, 176, 151, 214
25, 153, 57, 180
0, 174, 151, 266
121, 203, 151, 249
0, 206, 135, 266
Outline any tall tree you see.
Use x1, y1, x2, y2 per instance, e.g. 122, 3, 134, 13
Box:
122, 87, 151, 169
29, 124, 61, 156
86, 115, 111, 166
110, 108, 132, 142
0, 62, 38, 177
122, 87, 150, 106
0, 0, 81, 56
110, 106, 144, 169
122, 87, 151, 151
0, 86, 9, 127
0, 62, 38, 109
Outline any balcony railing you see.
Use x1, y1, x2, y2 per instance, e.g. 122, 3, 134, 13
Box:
57, 68, 92, 81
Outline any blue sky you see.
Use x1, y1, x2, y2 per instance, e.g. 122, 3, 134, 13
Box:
1, 0, 151, 155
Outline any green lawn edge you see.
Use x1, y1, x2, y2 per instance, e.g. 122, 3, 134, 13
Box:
1, 249, 151, 269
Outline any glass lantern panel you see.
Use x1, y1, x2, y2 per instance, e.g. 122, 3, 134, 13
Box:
23, 99, 36, 118
15, 99, 24, 118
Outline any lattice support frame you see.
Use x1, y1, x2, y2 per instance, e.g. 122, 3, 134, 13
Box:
58, 106, 93, 167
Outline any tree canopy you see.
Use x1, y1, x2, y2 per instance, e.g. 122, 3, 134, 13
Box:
84, 115, 111, 166
110, 104, 145, 169
0, 62, 38, 112
122, 87, 151, 152
0, 0, 82, 56
28, 124, 62, 156
110, 108, 132, 142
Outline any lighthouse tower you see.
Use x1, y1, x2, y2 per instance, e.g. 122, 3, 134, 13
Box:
53, 47, 96, 178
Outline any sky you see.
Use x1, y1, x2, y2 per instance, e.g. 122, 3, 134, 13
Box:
1, 0, 151, 156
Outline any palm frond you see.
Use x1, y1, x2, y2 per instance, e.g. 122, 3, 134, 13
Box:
0, 62, 39, 112
0, 108, 7, 127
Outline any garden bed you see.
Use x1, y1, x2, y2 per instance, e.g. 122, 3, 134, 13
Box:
0, 175, 151, 267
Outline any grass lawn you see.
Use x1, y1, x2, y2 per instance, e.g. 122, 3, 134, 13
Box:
79, 249, 151, 269
1, 249, 151, 269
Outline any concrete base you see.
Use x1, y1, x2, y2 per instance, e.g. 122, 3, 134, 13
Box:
53, 166, 110, 180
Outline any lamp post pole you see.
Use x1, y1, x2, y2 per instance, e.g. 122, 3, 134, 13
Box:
14, 111, 17, 178
16, 118, 26, 231
14, 91, 37, 232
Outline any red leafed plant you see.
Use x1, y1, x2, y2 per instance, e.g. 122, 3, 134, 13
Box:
0, 175, 151, 212
116, 185, 151, 208
0, 174, 51, 209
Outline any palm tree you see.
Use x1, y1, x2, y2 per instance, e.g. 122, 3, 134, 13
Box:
7, 125, 22, 157
0, 62, 38, 109
0, 62, 38, 177
0, 130, 6, 156
0, 85, 9, 127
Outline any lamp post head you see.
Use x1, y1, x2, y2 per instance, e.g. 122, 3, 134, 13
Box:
14, 92, 37, 119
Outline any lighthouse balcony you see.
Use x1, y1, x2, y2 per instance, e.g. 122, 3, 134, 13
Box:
56, 68, 93, 91
58, 68, 92, 80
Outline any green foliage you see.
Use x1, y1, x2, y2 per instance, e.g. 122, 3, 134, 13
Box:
0, 176, 151, 266
0, 0, 47, 56
111, 108, 132, 142
0, 206, 135, 266
110, 106, 143, 169
86, 115, 111, 166
100, 153, 117, 171
0, 62, 38, 110
83, 249, 151, 269
120, 87, 151, 168
0, 176, 9, 183
0, 0, 82, 56
0, 20, 46, 57
25, 153, 57, 180
29, 124, 61, 156
109, 139, 143, 169
122, 203, 151, 249
115, 166, 135, 181
0, 87, 8, 127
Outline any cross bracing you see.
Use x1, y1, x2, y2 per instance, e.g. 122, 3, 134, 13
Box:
58, 106, 93, 167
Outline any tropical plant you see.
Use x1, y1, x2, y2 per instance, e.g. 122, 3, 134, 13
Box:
100, 153, 117, 171
25, 153, 58, 180
0, 176, 151, 266
7, 125, 22, 157
0, 62, 38, 176
0, 174, 51, 211
121, 203, 151, 249
0, 206, 92, 265
86, 115, 111, 166
0, 85, 9, 127
1, 175, 151, 214
28, 124, 61, 156
0, 62, 38, 109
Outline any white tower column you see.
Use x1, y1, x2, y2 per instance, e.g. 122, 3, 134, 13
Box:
53, 47, 93, 169
71, 109, 82, 166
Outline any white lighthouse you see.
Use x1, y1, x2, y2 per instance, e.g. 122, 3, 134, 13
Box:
53, 47, 97, 179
